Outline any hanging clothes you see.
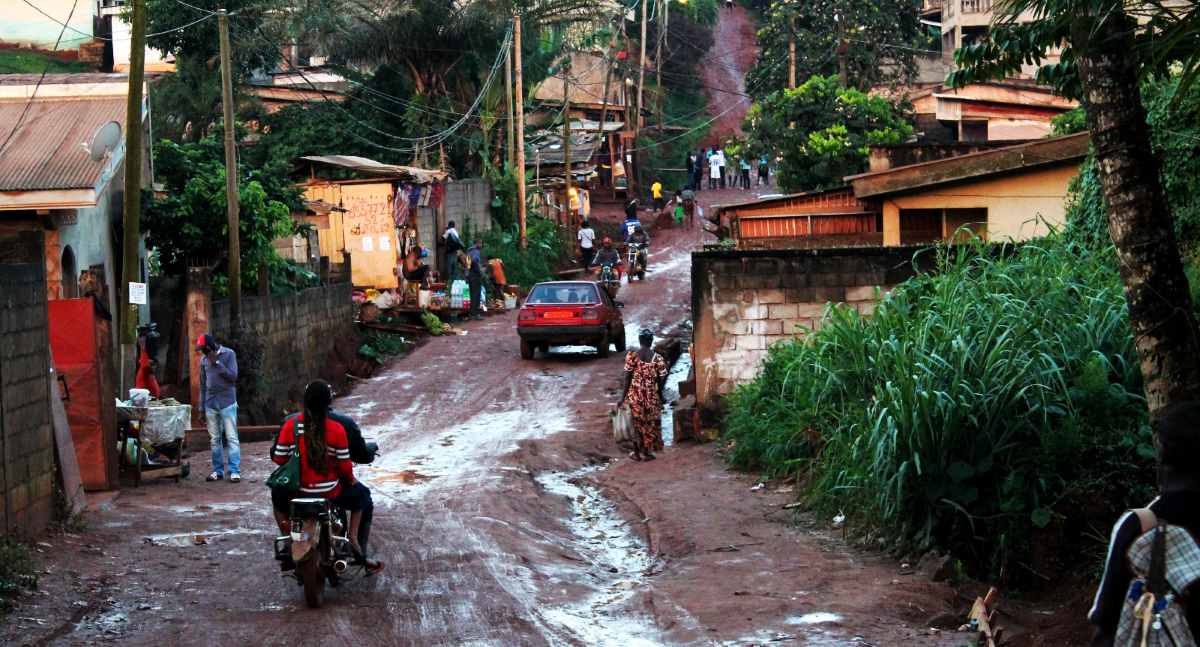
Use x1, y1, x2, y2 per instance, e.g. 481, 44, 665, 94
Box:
429, 182, 445, 210
392, 183, 412, 227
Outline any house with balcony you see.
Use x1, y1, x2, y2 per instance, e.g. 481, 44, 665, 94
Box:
936, 0, 1060, 78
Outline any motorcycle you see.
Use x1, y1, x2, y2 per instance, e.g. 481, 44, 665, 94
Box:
274, 440, 378, 608
626, 242, 648, 281
598, 262, 621, 300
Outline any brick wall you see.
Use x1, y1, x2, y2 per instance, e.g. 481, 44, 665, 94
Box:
209, 282, 354, 422
692, 246, 935, 411
0, 231, 56, 537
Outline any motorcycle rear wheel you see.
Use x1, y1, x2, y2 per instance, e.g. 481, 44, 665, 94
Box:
298, 556, 325, 608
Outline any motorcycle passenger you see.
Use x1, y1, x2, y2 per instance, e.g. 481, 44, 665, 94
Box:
629, 226, 650, 272
271, 381, 384, 575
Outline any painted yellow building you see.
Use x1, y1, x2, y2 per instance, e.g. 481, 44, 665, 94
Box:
847, 133, 1088, 246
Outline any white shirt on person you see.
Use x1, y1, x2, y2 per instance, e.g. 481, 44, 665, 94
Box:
578, 227, 596, 249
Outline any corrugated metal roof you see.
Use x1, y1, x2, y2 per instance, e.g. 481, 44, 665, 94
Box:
299, 155, 449, 183
0, 97, 127, 192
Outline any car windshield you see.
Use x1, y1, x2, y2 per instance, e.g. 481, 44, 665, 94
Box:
526, 284, 599, 305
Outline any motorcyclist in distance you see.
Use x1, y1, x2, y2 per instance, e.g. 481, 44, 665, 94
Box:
592, 237, 622, 274
629, 226, 650, 272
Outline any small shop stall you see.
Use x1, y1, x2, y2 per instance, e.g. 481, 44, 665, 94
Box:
116, 395, 191, 486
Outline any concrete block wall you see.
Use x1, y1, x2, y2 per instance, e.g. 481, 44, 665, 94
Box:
692, 246, 933, 411
0, 231, 56, 537
210, 282, 354, 422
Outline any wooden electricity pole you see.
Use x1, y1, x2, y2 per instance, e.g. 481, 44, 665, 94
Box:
654, 0, 667, 131
218, 9, 241, 328
505, 47, 515, 169
788, 16, 796, 89
562, 58, 572, 226
636, 0, 648, 131
514, 14, 527, 249
120, 0, 145, 351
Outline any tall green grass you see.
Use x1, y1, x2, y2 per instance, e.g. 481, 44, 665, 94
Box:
723, 237, 1156, 581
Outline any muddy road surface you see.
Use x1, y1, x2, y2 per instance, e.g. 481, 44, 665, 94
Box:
2, 193, 968, 647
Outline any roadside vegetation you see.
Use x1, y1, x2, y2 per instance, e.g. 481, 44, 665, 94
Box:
0, 49, 90, 74
0, 537, 38, 613
723, 236, 1157, 582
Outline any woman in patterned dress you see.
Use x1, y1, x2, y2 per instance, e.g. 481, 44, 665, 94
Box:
620, 329, 669, 461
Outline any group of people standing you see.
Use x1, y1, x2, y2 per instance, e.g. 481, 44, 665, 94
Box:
686, 146, 771, 192
442, 221, 507, 320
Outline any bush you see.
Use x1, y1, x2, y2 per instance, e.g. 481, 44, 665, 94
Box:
0, 536, 37, 612
1064, 76, 1200, 256
723, 236, 1155, 582
473, 216, 567, 289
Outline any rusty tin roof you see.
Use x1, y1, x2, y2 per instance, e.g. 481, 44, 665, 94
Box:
0, 96, 128, 192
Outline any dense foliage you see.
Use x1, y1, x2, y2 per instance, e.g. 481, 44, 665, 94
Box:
745, 0, 923, 100
723, 237, 1156, 581
143, 132, 300, 289
1063, 77, 1200, 257
743, 74, 912, 192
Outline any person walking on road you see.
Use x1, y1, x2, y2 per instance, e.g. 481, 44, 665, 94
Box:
651, 179, 665, 213
620, 329, 669, 461
578, 219, 597, 267
443, 220, 465, 283
717, 147, 728, 189
197, 333, 240, 483
467, 240, 485, 320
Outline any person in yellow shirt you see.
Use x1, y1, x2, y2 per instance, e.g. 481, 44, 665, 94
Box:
651, 180, 664, 213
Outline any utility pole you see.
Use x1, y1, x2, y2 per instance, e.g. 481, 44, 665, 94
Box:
120, 0, 145, 357
636, 0, 648, 131
513, 14, 527, 249
654, 0, 667, 131
562, 57, 572, 227
505, 47, 515, 169
218, 9, 241, 328
788, 16, 796, 89
836, 15, 848, 87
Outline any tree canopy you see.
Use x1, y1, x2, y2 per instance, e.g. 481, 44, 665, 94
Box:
745, 0, 924, 100
744, 74, 912, 192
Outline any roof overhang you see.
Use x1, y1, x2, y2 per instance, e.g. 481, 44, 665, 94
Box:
847, 132, 1089, 199
0, 189, 98, 210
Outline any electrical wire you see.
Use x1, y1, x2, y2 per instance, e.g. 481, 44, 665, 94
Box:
0, 0, 80, 157
19, 0, 217, 42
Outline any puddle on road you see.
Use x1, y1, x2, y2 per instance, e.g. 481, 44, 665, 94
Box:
660, 351, 692, 447
535, 465, 664, 646
142, 527, 264, 547
788, 612, 843, 625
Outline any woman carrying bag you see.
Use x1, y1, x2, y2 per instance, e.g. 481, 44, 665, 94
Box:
619, 329, 669, 461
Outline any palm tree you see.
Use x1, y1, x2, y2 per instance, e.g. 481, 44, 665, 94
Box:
950, 0, 1200, 416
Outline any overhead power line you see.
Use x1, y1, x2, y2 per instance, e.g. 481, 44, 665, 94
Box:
19, 0, 217, 41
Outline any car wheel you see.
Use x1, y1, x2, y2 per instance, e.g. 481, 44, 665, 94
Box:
596, 332, 610, 358
520, 339, 534, 360
615, 327, 627, 352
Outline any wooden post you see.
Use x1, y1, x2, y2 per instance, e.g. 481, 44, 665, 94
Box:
788, 17, 796, 89
119, 0, 144, 350
655, 0, 667, 131
506, 47, 515, 169
563, 57, 572, 226
185, 267, 211, 427
218, 9, 241, 330
514, 14, 527, 250
637, 0, 648, 131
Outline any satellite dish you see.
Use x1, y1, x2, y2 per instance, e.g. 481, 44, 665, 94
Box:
87, 121, 122, 162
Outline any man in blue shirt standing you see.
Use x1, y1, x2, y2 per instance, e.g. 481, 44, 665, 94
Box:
197, 333, 240, 483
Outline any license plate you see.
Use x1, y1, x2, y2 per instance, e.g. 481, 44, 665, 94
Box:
543, 311, 574, 319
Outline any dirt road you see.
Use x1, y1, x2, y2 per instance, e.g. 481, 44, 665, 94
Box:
0, 192, 969, 647
700, 5, 759, 144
